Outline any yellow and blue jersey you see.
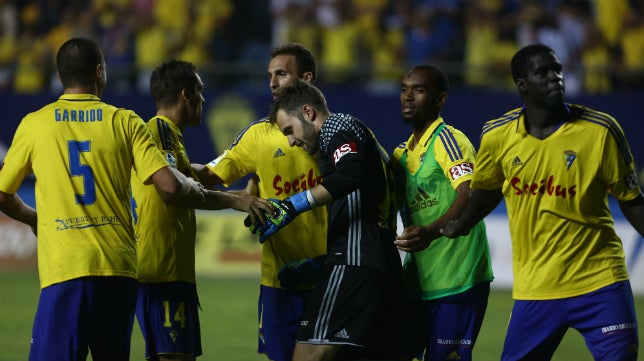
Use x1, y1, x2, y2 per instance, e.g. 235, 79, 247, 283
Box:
206, 119, 327, 288
474, 104, 640, 300
131, 115, 197, 283
0, 94, 168, 289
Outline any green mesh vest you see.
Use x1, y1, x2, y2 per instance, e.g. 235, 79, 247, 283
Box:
400, 123, 493, 300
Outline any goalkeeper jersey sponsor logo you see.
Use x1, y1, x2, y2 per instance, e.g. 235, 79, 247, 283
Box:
332, 142, 357, 164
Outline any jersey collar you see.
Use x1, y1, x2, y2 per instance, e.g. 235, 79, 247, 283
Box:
153, 115, 182, 134
516, 104, 571, 135
405, 117, 445, 152
58, 94, 101, 101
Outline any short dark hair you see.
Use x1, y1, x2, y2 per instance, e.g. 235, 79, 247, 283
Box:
56, 37, 104, 88
410, 64, 449, 94
269, 80, 328, 123
150, 60, 199, 108
511, 44, 555, 81
270, 43, 318, 82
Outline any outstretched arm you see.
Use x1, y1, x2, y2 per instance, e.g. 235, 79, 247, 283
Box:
619, 193, 644, 237
395, 180, 472, 253
191, 163, 225, 188
441, 188, 503, 238
151, 166, 273, 224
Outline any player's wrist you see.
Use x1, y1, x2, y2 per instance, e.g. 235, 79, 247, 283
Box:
288, 190, 316, 214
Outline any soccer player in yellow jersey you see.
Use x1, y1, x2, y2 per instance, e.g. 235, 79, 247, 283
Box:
193, 43, 327, 361
0, 38, 271, 361
443, 44, 644, 360
131, 59, 264, 361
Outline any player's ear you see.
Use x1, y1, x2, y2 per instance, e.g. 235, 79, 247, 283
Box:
302, 71, 313, 84
516, 79, 526, 91
302, 104, 315, 122
95, 63, 103, 81
180, 88, 190, 104
437, 91, 447, 107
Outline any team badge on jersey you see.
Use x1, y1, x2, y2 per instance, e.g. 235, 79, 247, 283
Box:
165, 151, 177, 168
563, 150, 576, 170
273, 148, 285, 158
333, 142, 357, 164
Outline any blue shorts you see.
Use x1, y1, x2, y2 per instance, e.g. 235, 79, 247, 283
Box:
29, 276, 137, 361
258, 285, 309, 361
399, 281, 490, 361
502, 281, 638, 361
136, 281, 202, 359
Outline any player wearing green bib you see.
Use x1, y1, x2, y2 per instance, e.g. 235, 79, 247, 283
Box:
393, 65, 493, 361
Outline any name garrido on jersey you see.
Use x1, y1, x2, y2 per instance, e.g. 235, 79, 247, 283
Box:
55, 108, 103, 122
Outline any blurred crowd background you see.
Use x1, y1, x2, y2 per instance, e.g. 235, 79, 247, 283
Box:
0, 0, 642, 96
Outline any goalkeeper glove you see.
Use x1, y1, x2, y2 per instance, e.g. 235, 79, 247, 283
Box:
278, 256, 325, 290
244, 190, 316, 243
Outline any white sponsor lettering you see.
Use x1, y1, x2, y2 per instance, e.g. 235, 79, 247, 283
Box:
601, 323, 636, 334
449, 162, 474, 181
436, 338, 472, 345
333, 142, 357, 164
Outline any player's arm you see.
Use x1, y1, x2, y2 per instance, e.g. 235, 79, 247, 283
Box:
442, 188, 503, 238
191, 163, 225, 188
619, 193, 644, 237
192, 163, 259, 196
151, 166, 272, 224
0, 191, 37, 233
396, 180, 472, 253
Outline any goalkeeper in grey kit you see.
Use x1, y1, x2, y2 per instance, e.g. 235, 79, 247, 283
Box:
247, 79, 402, 361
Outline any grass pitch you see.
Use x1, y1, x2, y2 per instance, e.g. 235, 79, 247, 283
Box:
1, 269, 641, 361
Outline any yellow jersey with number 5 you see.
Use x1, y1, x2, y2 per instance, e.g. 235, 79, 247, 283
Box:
0, 94, 168, 289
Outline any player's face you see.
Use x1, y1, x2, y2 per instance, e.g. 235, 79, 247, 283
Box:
268, 54, 300, 98
400, 69, 443, 125
186, 73, 205, 127
275, 109, 319, 155
521, 51, 565, 109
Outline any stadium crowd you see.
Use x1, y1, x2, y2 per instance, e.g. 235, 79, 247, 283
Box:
0, 0, 642, 95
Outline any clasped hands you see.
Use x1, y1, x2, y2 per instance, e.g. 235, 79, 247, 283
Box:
244, 198, 299, 243
243, 190, 314, 243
